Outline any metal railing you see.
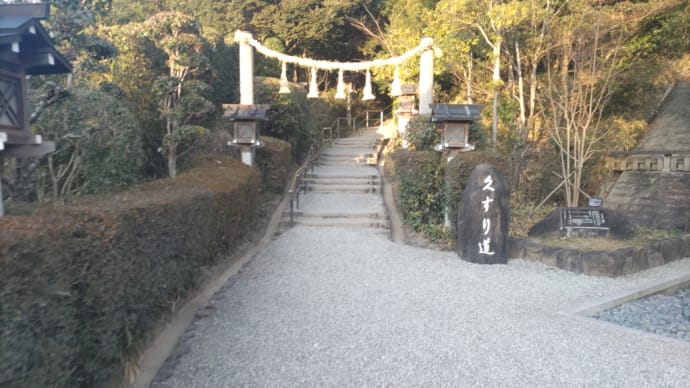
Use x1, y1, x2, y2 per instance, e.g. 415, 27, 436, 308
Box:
363, 110, 385, 128
288, 143, 319, 226
287, 126, 335, 226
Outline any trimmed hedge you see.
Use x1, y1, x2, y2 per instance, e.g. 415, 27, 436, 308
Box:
0, 155, 261, 387
390, 150, 444, 238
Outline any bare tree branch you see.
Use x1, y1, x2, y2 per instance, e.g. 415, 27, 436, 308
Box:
344, 3, 395, 56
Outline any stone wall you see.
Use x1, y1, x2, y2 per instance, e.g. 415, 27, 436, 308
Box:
604, 171, 690, 230
509, 235, 690, 277
603, 82, 690, 230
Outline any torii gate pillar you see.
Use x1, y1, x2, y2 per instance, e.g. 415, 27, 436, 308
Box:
235, 31, 254, 105
234, 31, 256, 166
418, 37, 434, 115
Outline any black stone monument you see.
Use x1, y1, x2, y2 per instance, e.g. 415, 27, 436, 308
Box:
457, 163, 510, 264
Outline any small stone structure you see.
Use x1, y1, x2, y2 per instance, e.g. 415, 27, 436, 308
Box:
457, 163, 510, 264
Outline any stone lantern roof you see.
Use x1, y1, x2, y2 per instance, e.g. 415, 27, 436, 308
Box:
430, 103, 482, 123
222, 104, 271, 121
0, 2, 72, 75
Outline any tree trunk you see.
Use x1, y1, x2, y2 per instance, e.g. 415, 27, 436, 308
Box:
168, 139, 177, 178
491, 38, 502, 147
465, 51, 473, 103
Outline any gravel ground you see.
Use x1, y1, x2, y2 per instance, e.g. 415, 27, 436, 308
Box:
593, 286, 690, 342
151, 226, 690, 387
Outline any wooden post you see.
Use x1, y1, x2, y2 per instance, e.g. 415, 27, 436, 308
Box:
418, 37, 434, 115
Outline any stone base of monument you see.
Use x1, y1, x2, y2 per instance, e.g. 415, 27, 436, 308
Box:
509, 235, 690, 277
511, 207, 690, 276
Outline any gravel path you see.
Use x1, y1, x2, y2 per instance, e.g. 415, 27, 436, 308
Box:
151, 226, 690, 387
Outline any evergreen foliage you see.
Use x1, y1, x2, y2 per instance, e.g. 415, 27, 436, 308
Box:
31, 86, 144, 199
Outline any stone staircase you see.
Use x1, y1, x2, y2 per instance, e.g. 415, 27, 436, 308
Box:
283, 128, 389, 230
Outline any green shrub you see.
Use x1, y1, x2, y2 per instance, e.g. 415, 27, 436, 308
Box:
390, 150, 445, 239
256, 77, 332, 160
404, 115, 439, 151
32, 86, 145, 199
0, 156, 261, 387
256, 136, 293, 193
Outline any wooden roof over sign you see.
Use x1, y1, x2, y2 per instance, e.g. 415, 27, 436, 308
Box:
0, 2, 72, 75
222, 104, 271, 121
430, 103, 482, 123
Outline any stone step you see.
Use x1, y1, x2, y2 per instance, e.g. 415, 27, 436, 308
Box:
307, 185, 380, 193
321, 152, 373, 158
289, 211, 387, 219
279, 210, 390, 230
305, 178, 381, 186
334, 140, 378, 147
288, 218, 390, 229
319, 160, 372, 166
307, 173, 379, 180
319, 155, 372, 162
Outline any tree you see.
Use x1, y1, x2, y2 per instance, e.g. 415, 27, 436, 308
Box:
461, 0, 527, 147
142, 12, 215, 178
47, 0, 117, 86
543, 0, 670, 207
428, 0, 480, 103
379, 0, 436, 82
503, 0, 559, 186
250, 0, 375, 81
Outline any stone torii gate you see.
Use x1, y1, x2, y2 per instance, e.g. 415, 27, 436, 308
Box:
232, 31, 436, 165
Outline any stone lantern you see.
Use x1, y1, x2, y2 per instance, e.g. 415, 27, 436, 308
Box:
223, 104, 270, 166
430, 103, 482, 153
430, 103, 483, 229
395, 84, 418, 148
0, 2, 72, 215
